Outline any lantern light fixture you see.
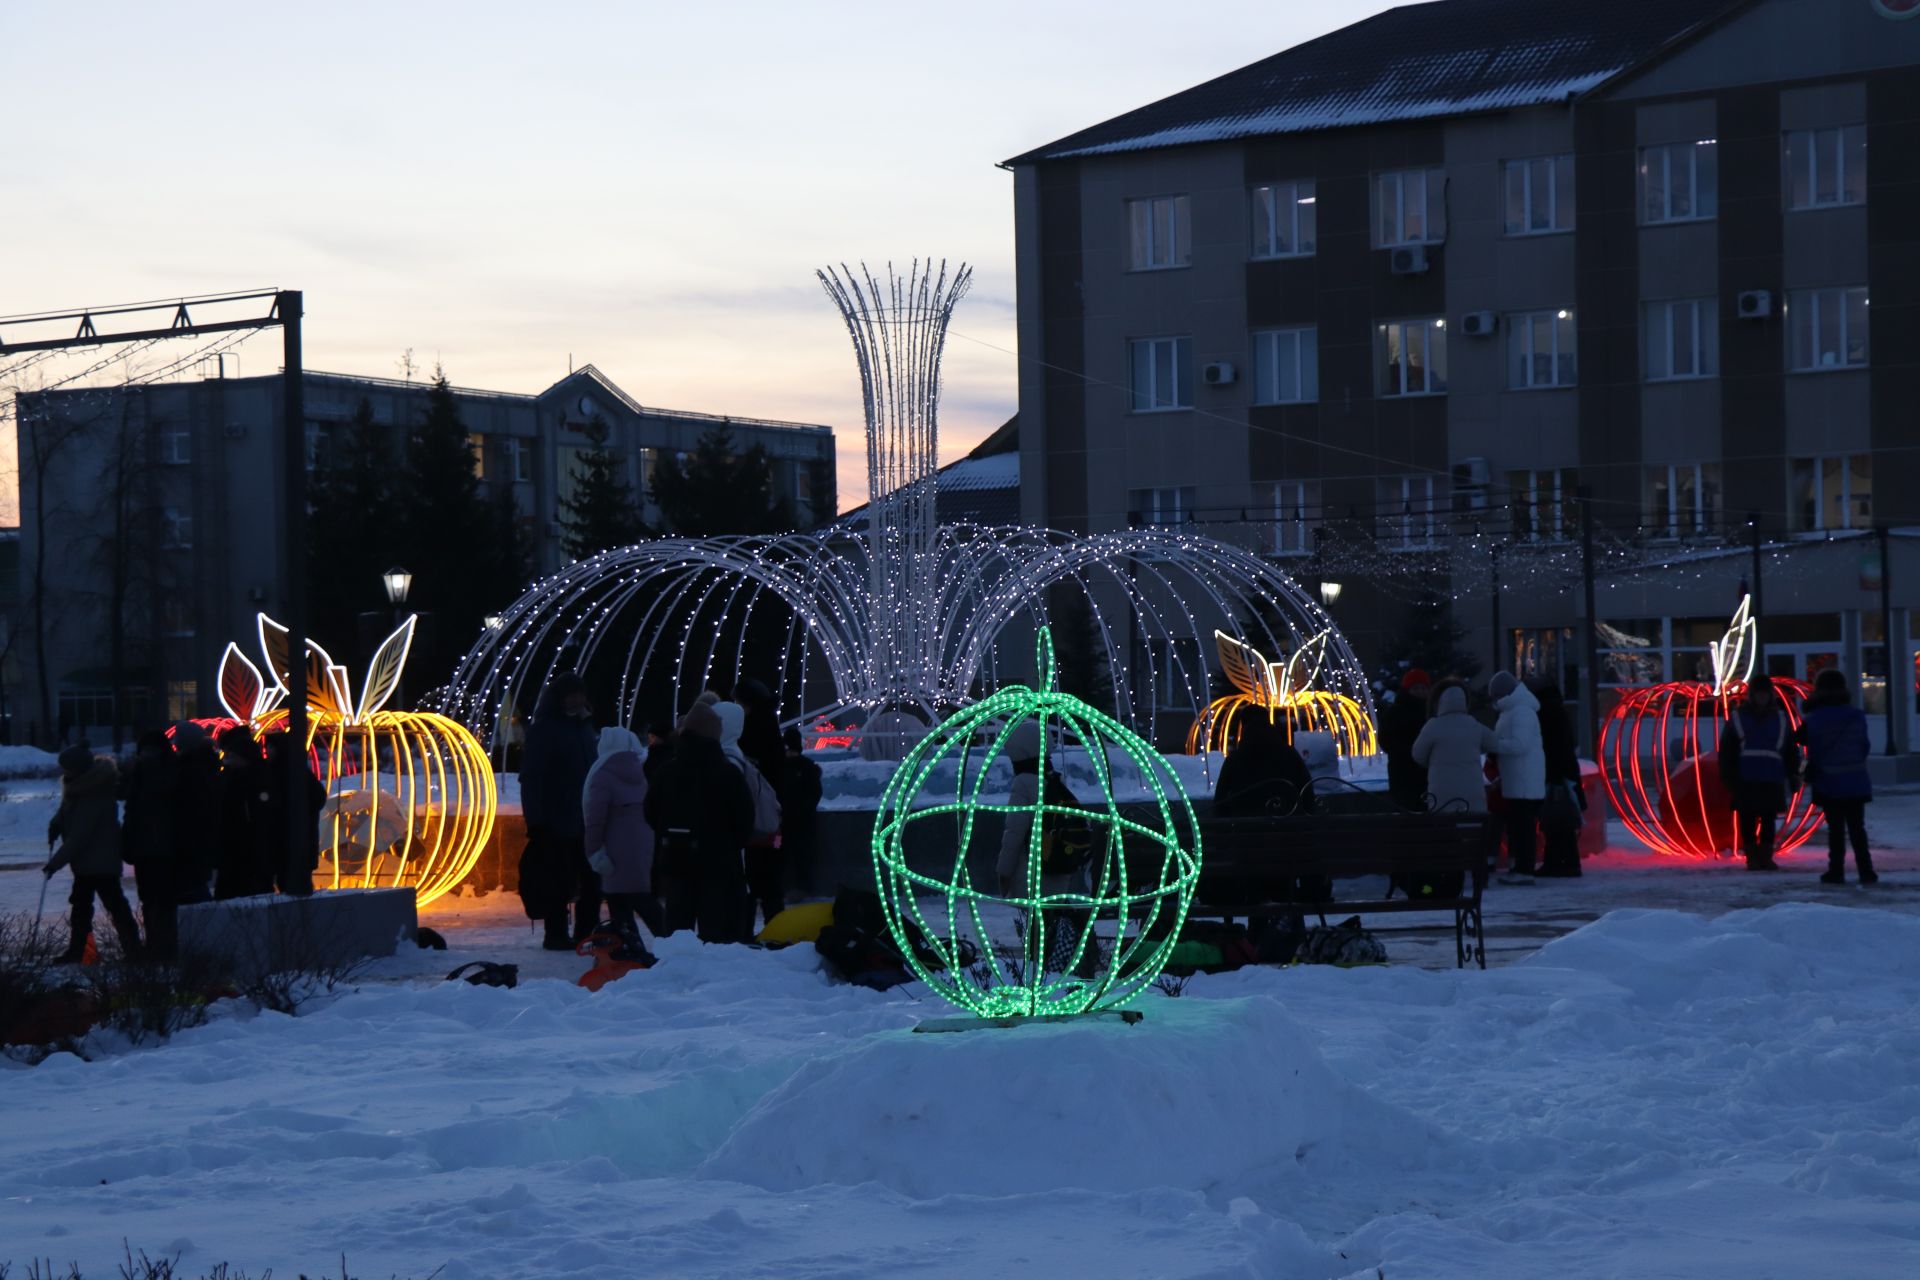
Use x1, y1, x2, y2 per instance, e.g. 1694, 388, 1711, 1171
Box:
383, 566, 413, 607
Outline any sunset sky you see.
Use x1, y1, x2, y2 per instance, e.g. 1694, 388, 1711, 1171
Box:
2, 1, 1397, 512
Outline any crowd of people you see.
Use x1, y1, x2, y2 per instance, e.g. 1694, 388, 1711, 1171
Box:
1372, 663, 1879, 882
40, 725, 328, 964
514, 675, 823, 950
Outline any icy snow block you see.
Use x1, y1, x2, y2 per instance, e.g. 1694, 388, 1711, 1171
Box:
178, 889, 418, 978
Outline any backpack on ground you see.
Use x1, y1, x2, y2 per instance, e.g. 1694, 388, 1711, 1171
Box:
833, 885, 949, 971
445, 961, 519, 989
815, 923, 912, 990
1039, 770, 1098, 876
1296, 916, 1387, 966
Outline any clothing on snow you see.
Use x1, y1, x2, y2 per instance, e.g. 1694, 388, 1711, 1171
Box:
1410, 686, 1495, 814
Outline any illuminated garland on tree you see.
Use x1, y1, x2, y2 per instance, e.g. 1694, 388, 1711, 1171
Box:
872, 628, 1201, 1019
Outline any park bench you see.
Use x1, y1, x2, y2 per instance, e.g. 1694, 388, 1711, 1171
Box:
1181, 792, 1495, 968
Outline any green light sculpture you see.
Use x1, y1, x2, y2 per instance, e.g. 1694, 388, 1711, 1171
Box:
872, 628, 1203, 1018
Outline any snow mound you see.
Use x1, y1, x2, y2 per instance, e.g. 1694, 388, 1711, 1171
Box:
700, 994, 1442, 1199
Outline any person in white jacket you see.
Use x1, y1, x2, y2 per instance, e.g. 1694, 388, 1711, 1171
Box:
1489, 672, 1547, 883
1411, 684, 1495, 815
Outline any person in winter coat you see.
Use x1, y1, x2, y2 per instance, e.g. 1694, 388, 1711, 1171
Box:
1534, 682, 1586, 878
1411, 684, 1495, 814
582, 726, 663, 936
994, 721, 1097, 974
1796, 668, 1874, 885
716, 700, 785, 931
215, 725, 272, 899
733, 678, 786, 786
1379, 669, 1432, 810
645, 702, 755, 942
1719, 674, 1800, 871
1212, 715, 1323, 926
45, 744, 142, 963
519, 673, 600, 948
120, 730, 182, 959
263, 732, 327, 897
1489, 672, 1547, 883
170, 722, 222, 905
778, 726, 823, 896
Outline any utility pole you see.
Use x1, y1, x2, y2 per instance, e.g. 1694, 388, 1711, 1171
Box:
1878, 522, 1896, 756
1748, 513, 1765, 633
1579, 487, 1600, 756
280, 290, 312, 895
1489, 541, 1503, 675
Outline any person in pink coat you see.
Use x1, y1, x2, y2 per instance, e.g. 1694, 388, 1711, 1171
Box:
583, 727, 661, 937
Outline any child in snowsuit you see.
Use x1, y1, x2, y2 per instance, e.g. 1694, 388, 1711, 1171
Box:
45, 743, 143, 963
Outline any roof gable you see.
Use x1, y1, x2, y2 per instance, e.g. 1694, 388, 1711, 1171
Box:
1005, 0, 1747, 165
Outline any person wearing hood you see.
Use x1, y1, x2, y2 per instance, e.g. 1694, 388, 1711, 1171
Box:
733, 678, 786, 788
1719, 673, 1799, 871
519, 673, 600, 949
646, 702, 755, 942
1488, 672, 1547, 883
45, 743, 142, 963
1534, 682, 1586, 877
715, 700, 785, 931
1797, 667, 1876, 886
583, 726, 662, 936
169, 721, 222, 905
1212, 715, 1323, 932
120, 729, 181, 959
262, 732, 327, 897
1411, 684, 1495, 816
1380, 669, 1433, 809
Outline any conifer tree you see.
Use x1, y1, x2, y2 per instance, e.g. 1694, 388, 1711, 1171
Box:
557, 415, 649, 558
650, 424, 794, 537
307, 398, 396, 666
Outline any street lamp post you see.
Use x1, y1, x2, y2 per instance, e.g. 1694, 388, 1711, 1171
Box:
1319, 580, 1344, 611
383, 566, 413, 707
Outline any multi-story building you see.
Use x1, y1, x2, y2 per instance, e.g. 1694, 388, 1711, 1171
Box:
1006, 0, 1920, 750
12, 363, 835, 745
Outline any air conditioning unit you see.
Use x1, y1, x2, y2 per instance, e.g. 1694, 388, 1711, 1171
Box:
1203, 361, 1237, 386
1461, 310, 1498, 338
1737, 290, 1773, 319
223, 424, 247, 439
1389, 244, 1431, 275
1451, 456, 1491, 489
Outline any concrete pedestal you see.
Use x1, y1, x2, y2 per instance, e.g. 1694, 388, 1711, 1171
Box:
179, 889, 418, 978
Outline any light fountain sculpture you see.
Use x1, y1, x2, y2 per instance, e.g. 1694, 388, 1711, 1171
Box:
441, 260, 1370, 754
1185, 629, 1377, 760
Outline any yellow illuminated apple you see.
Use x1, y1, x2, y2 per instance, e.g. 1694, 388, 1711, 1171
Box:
1186, 628, 1376, 760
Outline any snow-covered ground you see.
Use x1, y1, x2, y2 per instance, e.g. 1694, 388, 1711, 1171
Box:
2, 785, 1918, 1276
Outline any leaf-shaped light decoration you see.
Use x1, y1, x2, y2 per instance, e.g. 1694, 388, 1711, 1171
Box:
1213, 630, 1279, 706
256, 613, 352, 721
259, 614, 293, 693
357, 615, 417, 722
1277, 629, 1331, 701
1708, 595, 1756, 697
217, 643, 266, 722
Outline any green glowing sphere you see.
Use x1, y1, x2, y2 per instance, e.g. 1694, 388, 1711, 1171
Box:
871, 629, 1203, 1018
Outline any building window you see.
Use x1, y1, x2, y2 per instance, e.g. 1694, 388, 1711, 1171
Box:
1130, 336, 1193, 412
1644, 298, 1719, 380
1251, 181, 1316, 258
1251, 328, 1318, 404
1130, 486, 1195, 526
1376, 168, 1446, 246
1378, 319, 1448, 396
1644, 462, 1723, 538
510, 437, 534, 483
1507, 310, 1577, 388
468, 433, 488, 480
166, 680, 199, 722
1269, 480, 1318, 556
1791, 455, 1872, 532
1377, 475, 1438, 549
1508, 469, 1579, 541
1786, 287, 1869, 371
1503, 155, 1574, 235
1127, 195, 1191, 271
304, 424, 330, 472
1785, 126, 1866, 210
1640, 140, 1718, 224
162, 508, 193, 549
160, 597, 195, 638
159, 428, 192, 465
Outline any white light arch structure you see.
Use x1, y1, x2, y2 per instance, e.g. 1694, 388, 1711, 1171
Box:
440, 261, 1372, 749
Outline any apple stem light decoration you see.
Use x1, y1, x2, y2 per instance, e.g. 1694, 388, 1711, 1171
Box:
1185, 629, 1377, 761
437, 260, 1371, 753
1598, 595, 1819, 858
873, 628, 1201, 1020
227, 613, 496, 905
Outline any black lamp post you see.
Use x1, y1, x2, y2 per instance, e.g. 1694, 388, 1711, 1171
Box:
382, 566, 413, 707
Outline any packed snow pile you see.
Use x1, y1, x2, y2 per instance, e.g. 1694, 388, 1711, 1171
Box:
0, 744, 61, 779
1, 901, 1917, 1277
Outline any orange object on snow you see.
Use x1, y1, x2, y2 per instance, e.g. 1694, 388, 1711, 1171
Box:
576, 928, 654, 991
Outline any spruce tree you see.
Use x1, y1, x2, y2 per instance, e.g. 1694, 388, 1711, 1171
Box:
307, 398, 396, 666
557, 414, 648, 558
1384, 584, 1481, 681
650, 424, 795, 537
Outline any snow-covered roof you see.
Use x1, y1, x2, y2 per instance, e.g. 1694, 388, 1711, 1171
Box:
933, 452, 1019, 494
1005, 0, 1744, 164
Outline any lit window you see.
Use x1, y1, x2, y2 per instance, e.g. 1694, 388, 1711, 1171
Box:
1378, 319, 1448, 396
1644, 298, 1719, 380
1644, 462, 1723, 538
1130, 337, 1193, 412
1251, 181, 1316, 258
1377, 169, 1447, 246
1502, 155, 1574, 235
468, 433, 488, 480
1507, 310, 1578, 388
1251, 328, 1318, 404
1508, 469, 1579, 541
1785, 126, 1866, 210
1790, 455, 1872, 532
166, 680, 199, 722
1641, 140, 1719, 224
1786, 287, 1869, 371
1127, 195, 1191, 271
1377, 475, 1439, 549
